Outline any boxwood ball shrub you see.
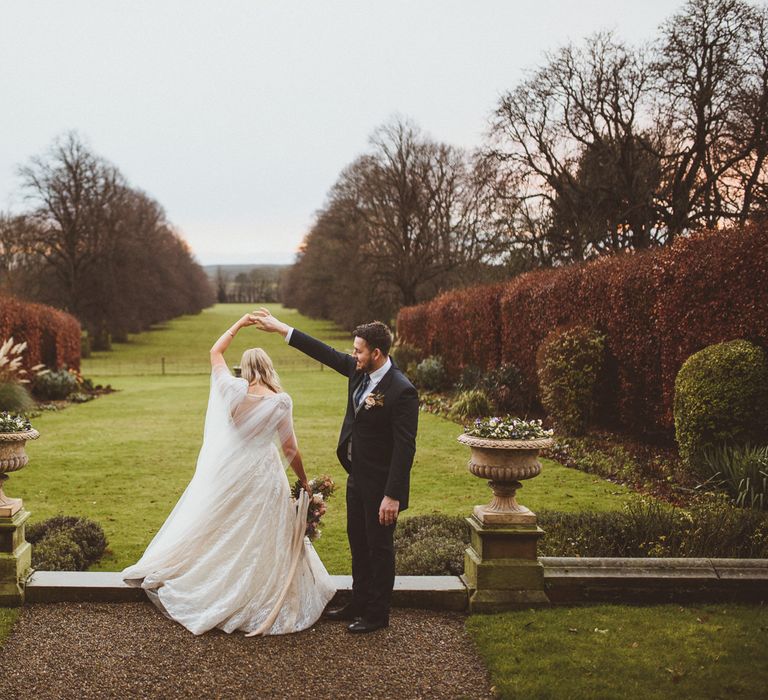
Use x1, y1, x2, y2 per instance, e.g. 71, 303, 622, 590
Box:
536, 326, 605, 436
31, 368, 79, 400
674, 339, 768, 469
27, 515, 108, 571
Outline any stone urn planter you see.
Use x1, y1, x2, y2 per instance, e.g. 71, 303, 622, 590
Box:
0, 429, 39, 517
457, 433, 554, 525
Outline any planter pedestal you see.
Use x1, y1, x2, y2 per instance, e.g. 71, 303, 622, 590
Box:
458, 433, 554, 612
0, 509, 31, 606
462, 515, 549, 611
0, 429, 39, 605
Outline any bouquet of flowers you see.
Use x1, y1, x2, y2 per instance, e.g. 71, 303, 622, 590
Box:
464, 416, 553, 440
291, 474, 336, 541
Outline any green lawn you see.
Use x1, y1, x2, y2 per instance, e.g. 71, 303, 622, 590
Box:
13, 304, 633, 573
468, 604, 768, 699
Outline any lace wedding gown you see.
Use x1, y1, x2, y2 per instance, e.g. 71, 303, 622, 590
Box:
121, 365, 336, 636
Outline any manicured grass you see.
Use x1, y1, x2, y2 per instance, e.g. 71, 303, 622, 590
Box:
0, 609, 19, 647
468, 604, 768, 699
14, 304, 633, 573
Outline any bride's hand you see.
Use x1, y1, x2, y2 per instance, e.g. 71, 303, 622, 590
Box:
240, 313, 259, 326
252, 307, 288, 335
301, 479, 312, 496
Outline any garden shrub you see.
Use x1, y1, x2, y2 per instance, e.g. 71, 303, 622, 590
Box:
395, 514, 469, 576
31, 369, 79, 400
450, 389, 493, 420
536, 326, 605, 436
0, 381, 33, 413
27, 515, 108, 571
412, 356, 449, 391
32, 530, 85, 571
391, 342, 424, 375
701, 444, 768, 510
674, 340, 768, 469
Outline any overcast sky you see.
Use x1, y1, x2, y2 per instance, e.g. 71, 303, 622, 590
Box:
1, 1, 680, 266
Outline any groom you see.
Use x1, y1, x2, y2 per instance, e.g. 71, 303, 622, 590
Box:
253, 309, 418, 633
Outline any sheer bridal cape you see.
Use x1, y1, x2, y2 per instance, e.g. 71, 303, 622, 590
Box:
121, 365, 336, 636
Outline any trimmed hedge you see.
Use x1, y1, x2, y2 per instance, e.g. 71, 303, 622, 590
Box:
399, 283, 506, 377
397, 224, 768, 435
395, 499, 768, 575
0, 296, 81, 372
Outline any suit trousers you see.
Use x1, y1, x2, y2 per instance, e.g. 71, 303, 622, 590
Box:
346, 474, 395, 622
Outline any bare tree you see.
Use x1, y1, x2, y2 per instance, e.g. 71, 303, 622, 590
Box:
489, 32, 660, 263
18, 132, 128, 317
9, 133, 214, 342
652, 0, 766, 235
358, 119, 505, 305
283, 118, 510, 327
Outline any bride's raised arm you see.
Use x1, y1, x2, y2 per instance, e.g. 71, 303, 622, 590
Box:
210, 313, 258, 369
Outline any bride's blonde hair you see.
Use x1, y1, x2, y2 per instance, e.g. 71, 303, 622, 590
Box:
240, 348, 282, 393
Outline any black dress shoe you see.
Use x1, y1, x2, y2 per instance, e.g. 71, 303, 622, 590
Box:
324, 603, 364, 622
347, 617, 389, 633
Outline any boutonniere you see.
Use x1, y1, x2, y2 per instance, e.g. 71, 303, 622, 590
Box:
364, 392, 385, 410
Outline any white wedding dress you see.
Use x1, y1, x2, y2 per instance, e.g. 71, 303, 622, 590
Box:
121, 365, 336, 636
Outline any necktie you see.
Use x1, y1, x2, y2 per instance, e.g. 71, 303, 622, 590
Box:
354, 373, 370, 407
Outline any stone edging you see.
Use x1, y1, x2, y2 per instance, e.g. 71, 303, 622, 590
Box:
23, 559, 768, 610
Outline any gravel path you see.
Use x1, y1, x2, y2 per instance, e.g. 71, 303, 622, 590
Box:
0, 602, 492, 699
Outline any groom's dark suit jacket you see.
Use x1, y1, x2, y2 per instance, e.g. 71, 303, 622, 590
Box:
289, 329, 419, 510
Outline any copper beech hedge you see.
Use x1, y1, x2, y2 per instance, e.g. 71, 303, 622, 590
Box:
397, 224, 768, 434
0, 296, 81, 372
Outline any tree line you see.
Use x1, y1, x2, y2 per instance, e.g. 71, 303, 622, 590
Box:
215, 266, 281, 304
0, 133, 214, 347
283, 0, 768, 329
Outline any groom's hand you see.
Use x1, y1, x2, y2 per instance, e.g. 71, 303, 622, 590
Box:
379, 496, 400, 526
253, 307, 290, 338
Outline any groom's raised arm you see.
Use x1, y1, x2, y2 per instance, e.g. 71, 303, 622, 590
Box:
253, 308, 355, 378
288, 328, 356, 377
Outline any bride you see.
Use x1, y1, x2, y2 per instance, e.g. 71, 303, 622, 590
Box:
121, 313, 336, 635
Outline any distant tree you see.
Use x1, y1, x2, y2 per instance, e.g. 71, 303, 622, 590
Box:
18, 132, 128, 316
215, 267, 229, 303
284, 118, 508, 327
0, 213, 45, 297
8, 132, 213, 342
